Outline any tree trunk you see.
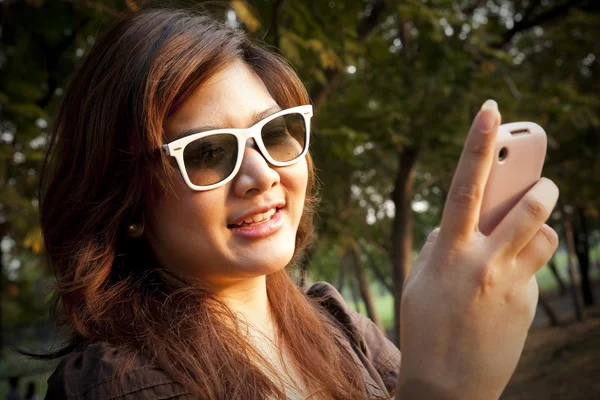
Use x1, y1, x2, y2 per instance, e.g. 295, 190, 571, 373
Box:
575, 207, 594, 306
538, 294, 560, 327
547, 256, 568, 296
298, 263, 308, 290
391, 145, 420, 346
0, 243, 4, 359
351, 243, 384, 332
308, 0, 386, 111
563, 211, 586, 321
360, 242, 393, 294
349, 275, 363, 314
336, 260, 347, 293
297, 246, 316, 290
344, 250, 363, 313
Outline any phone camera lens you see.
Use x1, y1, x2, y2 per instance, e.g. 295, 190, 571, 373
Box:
498, 147, 508, 162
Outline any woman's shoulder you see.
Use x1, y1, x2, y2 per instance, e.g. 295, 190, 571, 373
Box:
45, 341, 192, 400
306, 281, 401, 398
305, 280, 401, 364
306, 280, 391, 344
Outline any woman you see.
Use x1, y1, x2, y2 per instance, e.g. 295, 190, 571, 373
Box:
40, 7, 559, 400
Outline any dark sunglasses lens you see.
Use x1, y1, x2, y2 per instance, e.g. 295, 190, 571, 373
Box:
183, 134, 238, 186
261, 113, 307, 162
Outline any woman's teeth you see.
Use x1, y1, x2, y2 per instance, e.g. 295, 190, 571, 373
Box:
240, 208, 277, 226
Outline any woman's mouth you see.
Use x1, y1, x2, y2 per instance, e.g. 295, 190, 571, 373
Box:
228, 207, 284, 239
229, 207, 278, 228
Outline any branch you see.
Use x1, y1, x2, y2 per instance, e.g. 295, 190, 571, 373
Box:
309, 0, 386, 110
61, 0, 121, 17
449, 0, 485, 41
462, 0, 486, 18
520, 0, 543, 23
413, 175, 444, 195
397, 20, 412, 61
502, 71, 522, 99
357, 240, 393, 294
270, 0, 284, 50
356, 0, 386, 40
495, 0, 586, 48
36, 12, 91, 109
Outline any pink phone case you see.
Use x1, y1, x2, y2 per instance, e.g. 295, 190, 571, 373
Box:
478, 122, 547, 235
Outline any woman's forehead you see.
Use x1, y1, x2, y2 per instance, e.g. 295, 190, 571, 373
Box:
164, 61, 279, 141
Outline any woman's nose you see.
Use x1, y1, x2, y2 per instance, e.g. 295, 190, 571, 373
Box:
231, 140, 280, 197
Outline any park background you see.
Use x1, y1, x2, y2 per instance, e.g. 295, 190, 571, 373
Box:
1, 0, 599, 398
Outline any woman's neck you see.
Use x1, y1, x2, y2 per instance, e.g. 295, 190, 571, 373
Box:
213, 276, 315, 399
214, 275, 277, 339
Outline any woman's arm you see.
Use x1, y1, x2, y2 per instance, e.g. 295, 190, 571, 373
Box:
395, 100, 558, 399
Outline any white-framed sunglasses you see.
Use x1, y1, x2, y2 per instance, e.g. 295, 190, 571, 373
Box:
162, 105, 312, 191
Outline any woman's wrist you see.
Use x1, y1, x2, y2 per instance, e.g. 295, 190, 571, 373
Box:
396, 367, 503, 400
396, 377, 461, 400
396, 364, 465, 400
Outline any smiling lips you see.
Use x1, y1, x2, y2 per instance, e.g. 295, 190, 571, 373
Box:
232, 208, 277, 227
229, 201, 285, 227
228, 207, 285, 239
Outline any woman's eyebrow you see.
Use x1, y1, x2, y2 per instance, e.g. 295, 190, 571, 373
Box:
252, 106, 282, 125
174, 105, 282, 139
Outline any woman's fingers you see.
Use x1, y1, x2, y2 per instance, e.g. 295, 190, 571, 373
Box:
439, 100, 500, 246
489, 178, 559, 257
516, 224, 560, 276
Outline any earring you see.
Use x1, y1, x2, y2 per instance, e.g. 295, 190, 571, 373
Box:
127, 218, 144, 238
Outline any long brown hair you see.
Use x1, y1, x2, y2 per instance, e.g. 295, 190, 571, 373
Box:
39, 8, 369, 400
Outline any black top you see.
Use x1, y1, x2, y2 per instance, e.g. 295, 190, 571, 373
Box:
44, 282, 401, 399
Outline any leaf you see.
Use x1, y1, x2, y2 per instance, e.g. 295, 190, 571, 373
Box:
322, 48, 344, 70
4, 102, 46, 120
279, 33, 301, 65
312, 68, 327, 85
125, 0, 140, 12
23, 227, 44, 254
306, 39, 324, 52
0, 91, 10, 104
231, 0, 260, 32
3, 80, 45, 102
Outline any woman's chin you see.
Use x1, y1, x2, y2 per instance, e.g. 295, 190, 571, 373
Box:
239, 249, 295, 276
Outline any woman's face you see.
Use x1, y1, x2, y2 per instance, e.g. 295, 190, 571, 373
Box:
146, 60, 308, 289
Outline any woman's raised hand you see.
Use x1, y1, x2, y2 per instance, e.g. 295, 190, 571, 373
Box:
396, 100, 559, 400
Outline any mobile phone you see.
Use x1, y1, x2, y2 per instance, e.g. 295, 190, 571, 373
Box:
478, 122, 547, 235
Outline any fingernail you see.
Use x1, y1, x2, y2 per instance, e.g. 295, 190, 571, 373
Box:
475, 99, 498, 132
480, 99, 498, 111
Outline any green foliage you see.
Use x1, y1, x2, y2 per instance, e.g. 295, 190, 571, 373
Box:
1, 0, 599, 355
0, 0, 125, 347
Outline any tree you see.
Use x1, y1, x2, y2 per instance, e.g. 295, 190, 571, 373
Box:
239, 0, 600, 342
0, 0, 125, 353
1, 0, 599, 354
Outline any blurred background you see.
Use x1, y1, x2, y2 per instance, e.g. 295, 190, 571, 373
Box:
1, 0, 599, 398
